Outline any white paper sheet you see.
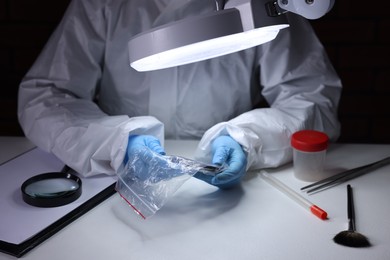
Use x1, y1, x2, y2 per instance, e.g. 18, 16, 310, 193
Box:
0, 148, 116, 244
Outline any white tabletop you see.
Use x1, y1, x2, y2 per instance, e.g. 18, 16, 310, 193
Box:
1, 137, 390, 260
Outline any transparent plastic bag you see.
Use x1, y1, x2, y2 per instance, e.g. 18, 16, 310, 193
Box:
116, 147, 225, 219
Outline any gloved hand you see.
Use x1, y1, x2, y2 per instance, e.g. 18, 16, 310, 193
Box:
194, 135, 247, 189
124, 134, 165, 164
124, 135, 183, 182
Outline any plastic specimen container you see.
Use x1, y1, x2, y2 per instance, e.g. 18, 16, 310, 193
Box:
291, 130, 329, 182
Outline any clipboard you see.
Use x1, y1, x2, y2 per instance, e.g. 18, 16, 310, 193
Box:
0, 148, 117, 257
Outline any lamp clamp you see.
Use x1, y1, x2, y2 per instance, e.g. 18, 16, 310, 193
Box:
276, 0, 335, 19
265, 1, 288, 17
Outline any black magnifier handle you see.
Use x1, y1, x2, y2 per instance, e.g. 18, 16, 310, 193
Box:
61, 164, 70, 173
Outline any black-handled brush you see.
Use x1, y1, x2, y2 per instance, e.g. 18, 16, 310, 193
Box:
333, 185, 371, 248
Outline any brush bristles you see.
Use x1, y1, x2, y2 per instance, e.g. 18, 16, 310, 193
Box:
333, 231, 371, 248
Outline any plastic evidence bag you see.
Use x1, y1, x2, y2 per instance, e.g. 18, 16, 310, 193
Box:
116, 148, 225, 219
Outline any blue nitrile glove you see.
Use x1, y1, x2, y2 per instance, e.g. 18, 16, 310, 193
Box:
194, 135, 247, 189
124, 135, 185, 182
124, 135, 165, 164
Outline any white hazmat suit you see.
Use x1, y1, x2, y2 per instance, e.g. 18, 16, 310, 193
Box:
18, 0, 342, 177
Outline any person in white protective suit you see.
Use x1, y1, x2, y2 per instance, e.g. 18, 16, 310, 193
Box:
17, 0, 342, 189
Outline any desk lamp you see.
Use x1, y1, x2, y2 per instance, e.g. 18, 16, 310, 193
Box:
128, 0, 335, 72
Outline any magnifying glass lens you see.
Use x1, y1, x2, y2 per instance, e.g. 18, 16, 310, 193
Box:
24, 178, 80, 198
21, 172, 82, 207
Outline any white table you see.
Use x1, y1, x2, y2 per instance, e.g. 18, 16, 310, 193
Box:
1, 137, 390, 260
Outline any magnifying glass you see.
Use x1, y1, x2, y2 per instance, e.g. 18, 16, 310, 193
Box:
21, 165, 82, 207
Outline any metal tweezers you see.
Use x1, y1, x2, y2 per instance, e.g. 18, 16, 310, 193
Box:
301, 156, 390, 194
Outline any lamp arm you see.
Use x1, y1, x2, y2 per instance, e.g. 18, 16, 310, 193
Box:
276, 0, 335, 19
215, 0, 226, 10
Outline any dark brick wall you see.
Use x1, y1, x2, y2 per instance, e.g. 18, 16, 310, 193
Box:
1, 0, 389, 143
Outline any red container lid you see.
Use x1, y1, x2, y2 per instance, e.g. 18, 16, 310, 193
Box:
291, 130, 329, 152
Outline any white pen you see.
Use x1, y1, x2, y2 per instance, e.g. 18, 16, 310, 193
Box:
260, 170, 328, 220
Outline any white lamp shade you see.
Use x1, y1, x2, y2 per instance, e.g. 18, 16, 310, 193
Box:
128, 5, 289, 72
